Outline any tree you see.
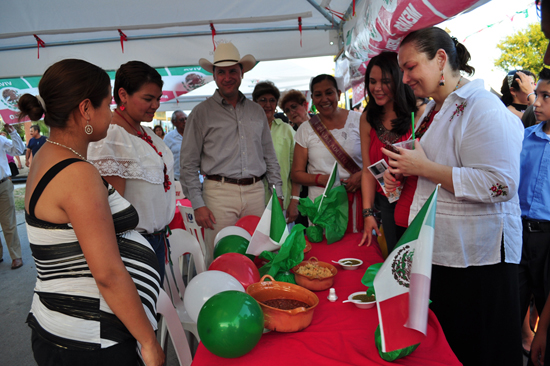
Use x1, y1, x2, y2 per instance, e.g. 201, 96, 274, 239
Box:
494, 23, 549, 74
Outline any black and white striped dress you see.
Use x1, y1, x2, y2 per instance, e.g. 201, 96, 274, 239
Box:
26, 159, 161, 351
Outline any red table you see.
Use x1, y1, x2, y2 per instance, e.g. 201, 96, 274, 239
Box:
192, 233, 461, 366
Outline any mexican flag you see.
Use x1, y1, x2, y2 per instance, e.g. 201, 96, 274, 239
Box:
372, 185, 440, 353
245, 187, 289, 256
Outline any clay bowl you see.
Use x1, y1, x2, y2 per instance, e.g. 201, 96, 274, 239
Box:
304, 240, 312, 253
292, 257, 337, 291
247, 275, 319, 332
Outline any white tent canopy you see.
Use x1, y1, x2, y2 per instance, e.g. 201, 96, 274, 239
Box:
0, 0, 349, 79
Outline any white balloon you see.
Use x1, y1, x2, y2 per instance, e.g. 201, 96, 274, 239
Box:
214, 226, 252, 246
183, 270, 245, 322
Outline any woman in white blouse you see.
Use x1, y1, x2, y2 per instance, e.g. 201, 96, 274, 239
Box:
291, 74, 363, 233
382, 27, 523, 365
88, 61, 175, 284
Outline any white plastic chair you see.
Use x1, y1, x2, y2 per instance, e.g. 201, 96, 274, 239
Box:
157, 289, 193, 366
168, 228, 206, 284
164, 229, 205, 343
178, 205, 207, 270
174, 180, 185, 200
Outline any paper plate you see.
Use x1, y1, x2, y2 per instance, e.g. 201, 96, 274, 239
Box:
214, 226, 252, 246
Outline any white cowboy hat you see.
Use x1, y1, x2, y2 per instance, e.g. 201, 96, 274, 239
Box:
199, 42, 257, 74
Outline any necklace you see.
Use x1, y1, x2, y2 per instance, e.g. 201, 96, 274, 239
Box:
114, 109, 172, 192
47, 140, 87, 161
455, 76, 463, 90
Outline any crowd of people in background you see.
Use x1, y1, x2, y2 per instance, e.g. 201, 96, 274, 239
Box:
2, 1, 550, 364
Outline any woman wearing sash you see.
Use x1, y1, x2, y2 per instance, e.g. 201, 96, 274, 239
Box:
357, 52, 417, 251
382, 27, 523, 365
292, 74, 363, 233
19, 59, 164, 366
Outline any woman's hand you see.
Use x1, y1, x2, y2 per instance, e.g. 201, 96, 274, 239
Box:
343, 171, 362, 192
383, 169, 403, 192
531, 328, 547, 366
382, 139, 430, 177
358, 216, 380, 246
141, 340, 166, 366
515, 71, 535, 96
286, 199, 299, 223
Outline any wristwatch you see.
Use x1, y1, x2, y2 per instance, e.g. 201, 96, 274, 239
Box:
362, 208, 375, 218
290, 196, 301, 201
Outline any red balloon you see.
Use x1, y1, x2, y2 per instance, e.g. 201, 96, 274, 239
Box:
209, 253, 260, 290
235, 215, 261, 236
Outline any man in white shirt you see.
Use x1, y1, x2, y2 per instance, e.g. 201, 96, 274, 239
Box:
0, 124, 25, 269
164, 110, 186, 180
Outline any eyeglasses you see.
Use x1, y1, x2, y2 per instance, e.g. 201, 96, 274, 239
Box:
257, 97, 277, 105
177, 118, 187, 122
283, 103, 300, 114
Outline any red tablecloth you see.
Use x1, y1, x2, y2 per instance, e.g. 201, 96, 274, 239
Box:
193, 233, 461, 366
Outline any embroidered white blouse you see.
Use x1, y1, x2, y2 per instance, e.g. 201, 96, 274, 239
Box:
409, 79, 523, 268
294, 110, 362, 202
88, 124, 176, 234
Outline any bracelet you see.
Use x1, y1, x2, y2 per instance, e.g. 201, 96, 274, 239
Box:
290, 196, 301, 201
362, 208, 375, 218
315, 174, 324, 187
527, 92, 535, 101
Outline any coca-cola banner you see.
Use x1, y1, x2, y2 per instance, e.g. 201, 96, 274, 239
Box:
0, 65, 212, 124
338, 0, 487, 105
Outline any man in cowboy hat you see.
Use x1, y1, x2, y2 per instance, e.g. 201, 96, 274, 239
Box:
180, 42, 283, 265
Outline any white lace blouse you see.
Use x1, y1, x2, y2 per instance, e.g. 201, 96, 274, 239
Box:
88, 124, 176, 234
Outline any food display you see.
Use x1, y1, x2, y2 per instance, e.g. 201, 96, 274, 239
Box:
247, 275, 319, 332
292, 257, 337, 291
262, 299, 311, 310
337, 257, 364, 270
346, 291, 376, 309
295, 262, 333, 278
352, 294, 375, 302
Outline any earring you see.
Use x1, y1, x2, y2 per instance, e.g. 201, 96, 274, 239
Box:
439, 71, 445, 86
120, 105, 125, 111
85, 120, 93, 135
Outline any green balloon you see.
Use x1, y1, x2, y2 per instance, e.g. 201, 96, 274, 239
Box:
197, 291, 264, 358
214, 235, 254, 261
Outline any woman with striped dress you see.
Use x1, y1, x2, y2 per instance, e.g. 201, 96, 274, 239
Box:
18, 59, 164, 366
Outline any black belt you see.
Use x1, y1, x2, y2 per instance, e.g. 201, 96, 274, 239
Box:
206, 174, 264, 186
523, 218, 550, 233
0, 176, 8, 184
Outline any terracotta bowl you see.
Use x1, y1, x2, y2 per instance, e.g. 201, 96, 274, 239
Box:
304, 240, 312, 253
247, 275, 319, 332
292, 257, 337, 291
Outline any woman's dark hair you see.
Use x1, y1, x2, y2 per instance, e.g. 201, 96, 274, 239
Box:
153, 125, 165, 135
279, 89, 307, 109
500, 70, 536, 106
310, 74, 339, 93
401, 27, 475, 76
252, 81, 280, 102
539, 67, 550, 82
364, 52, 417, 135
113, 61, 164, 106
18, 59, 110, 127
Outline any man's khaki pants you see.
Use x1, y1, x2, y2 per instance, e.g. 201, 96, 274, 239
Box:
202, 179, 265, 266
0, 179, 21, 260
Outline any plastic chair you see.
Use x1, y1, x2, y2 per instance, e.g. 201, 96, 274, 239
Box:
178, 205, 207, 270
168, 228, 206, 283
157, 289, 193, 366
174, 180, 185, 200
164, 229, 205, 343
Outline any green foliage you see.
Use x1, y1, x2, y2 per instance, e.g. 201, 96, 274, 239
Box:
495, 23, 549, 75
